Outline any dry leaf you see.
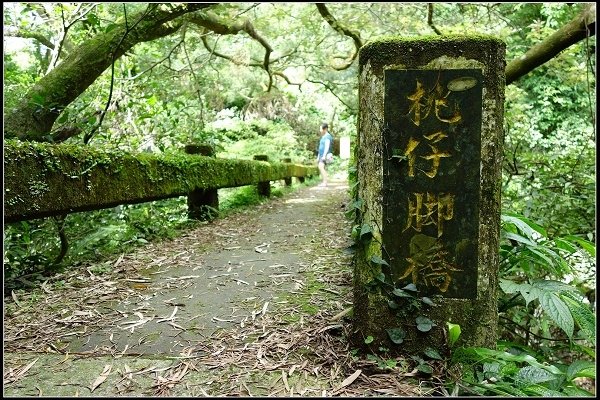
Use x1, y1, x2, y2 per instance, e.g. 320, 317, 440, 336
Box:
261, 301, 269, 316
254, 243, 269, 253
157, 306, 178, 322
338, 369, 362, 389
113, 253, 124, 267
11, 290, 21, 308
90, 364, 112, 392
289, 364, 297, 376
282, 370, 290, 391
11, 358, 39, 383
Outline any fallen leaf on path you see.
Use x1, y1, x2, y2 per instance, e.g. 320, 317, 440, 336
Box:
254, 243, 270, 253
113, 253, 124, 268
261, 301, 269, 317
166, 275, 199, 281
90, 364, 112, 392
282, 370, 290, 391
212, 317, 235, 323
3, 358, 38, 385
11, 291, 21, 308
336, 369, 362, 391
157, 306, 178, 322
167, 321, 186, 330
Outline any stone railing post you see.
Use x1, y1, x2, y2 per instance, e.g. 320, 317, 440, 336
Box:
185, 144, 218, 221
253, 155, 271, 197
352, 36, 505, 355
282, 157, 293, 186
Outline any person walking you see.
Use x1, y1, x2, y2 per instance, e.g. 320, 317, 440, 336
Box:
316, 122, 334, 187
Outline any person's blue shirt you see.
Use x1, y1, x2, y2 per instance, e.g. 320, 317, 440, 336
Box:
318, 132, 334, 159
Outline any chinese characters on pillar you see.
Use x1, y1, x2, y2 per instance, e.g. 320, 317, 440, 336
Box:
383, 70, 483, 299
404, 192, 454, 238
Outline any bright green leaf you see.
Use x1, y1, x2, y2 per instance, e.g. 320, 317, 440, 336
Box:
563, 235, 596, 257
516, 365, 558, 386
566, 360, 596, 380
447, 322, 461, 347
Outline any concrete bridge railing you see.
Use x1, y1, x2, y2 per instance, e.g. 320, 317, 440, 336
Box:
4, 139, 317, 223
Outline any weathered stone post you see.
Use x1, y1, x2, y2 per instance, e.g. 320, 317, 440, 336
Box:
352, 36, 505, 355
185, 144, 219, 221
253, 155, 271, 197
282, 157, 293, 186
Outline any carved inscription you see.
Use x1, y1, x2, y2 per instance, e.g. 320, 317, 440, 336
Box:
383, 69, 483, 299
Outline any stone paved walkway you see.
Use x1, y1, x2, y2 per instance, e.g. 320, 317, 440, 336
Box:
5, 180, 423, 397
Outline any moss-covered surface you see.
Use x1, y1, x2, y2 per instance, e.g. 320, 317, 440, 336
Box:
359, 34, 505, 77
4, 139, 318, 222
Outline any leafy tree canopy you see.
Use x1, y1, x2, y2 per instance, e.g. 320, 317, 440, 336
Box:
3, 2, 596, 237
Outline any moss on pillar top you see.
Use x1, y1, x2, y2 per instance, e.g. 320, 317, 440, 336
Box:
359, 34, 506, 76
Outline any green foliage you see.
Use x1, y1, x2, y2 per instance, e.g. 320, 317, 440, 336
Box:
498, 212, 595, 351
500, 279, 581, 340
416, 315, 436, 332
386, 328, 406, 344
499, 212, 595, 290
365, 353, 403, 371
451, 213, 596, 396
218, 185, 276, 215
3, 53, 40, 112
3, 221, 60, 285
450, 345, 595, 396
447, 322, 462, 348
210, 116, 313, 163
5, 4, 594, 251
502, 37, 595, 240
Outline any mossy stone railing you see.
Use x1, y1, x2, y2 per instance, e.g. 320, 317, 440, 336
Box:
4, 139, 317, 223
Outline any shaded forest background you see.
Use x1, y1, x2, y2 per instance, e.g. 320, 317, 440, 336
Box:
3, 3, 597, 396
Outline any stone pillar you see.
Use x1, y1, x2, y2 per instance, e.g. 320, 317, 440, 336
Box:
253, 155, 271, 197
282, 158, 293, 186
185, 144, 219, 221
352, 36, 505, 355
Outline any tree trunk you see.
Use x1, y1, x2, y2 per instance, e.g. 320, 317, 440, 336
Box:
506, 3, 596, 85
4, 3, 212, 142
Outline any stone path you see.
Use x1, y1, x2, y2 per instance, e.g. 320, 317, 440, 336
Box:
62, 180, 353, 357
4, 179, 428, 397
